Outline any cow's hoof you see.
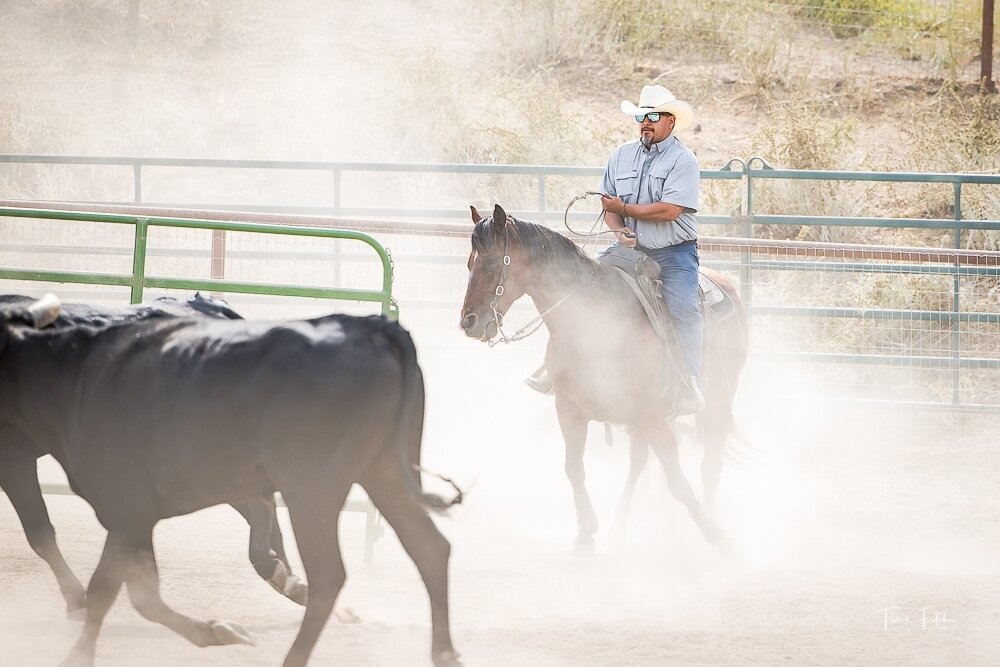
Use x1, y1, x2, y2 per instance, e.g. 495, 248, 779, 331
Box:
268, 562, 308, 606
432, 648, 464, 667
209, 620, 254, 646
284, 576, 308, 606
334, 607, 361, 624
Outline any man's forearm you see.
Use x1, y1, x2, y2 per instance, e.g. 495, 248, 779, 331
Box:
605, 211, 628, 230
626, 201, 684, 222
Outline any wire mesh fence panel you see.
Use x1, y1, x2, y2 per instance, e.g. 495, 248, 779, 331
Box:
702, 241, 1000, 410
0, 215, 135, 276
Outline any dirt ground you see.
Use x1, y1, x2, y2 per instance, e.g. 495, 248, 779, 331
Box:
2, 347, 998, 667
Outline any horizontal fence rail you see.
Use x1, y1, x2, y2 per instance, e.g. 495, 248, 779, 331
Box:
0, 205, 397, 316
2, 154, 998, 231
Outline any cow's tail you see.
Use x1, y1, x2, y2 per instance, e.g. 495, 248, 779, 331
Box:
386, 319, 463, 513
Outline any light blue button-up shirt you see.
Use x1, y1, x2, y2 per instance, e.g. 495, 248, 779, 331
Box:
600, 135, 700, 249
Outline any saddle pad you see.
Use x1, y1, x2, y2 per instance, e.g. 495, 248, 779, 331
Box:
610, 266, 669, 342
698, 272, 725, 307
698, 272, 736, 320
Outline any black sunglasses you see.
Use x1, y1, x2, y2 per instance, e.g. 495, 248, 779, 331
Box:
634, 112, 672, 123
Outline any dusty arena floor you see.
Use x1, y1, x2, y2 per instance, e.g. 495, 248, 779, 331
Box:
1, 351, 999, 666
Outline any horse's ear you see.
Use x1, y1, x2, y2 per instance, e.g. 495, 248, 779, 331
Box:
493, 204, 507, 230
470, 206, 482, 224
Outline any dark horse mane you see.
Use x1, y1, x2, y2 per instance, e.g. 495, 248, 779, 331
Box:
473, 214, 629, 295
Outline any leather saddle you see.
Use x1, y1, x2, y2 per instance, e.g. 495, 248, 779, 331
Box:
597, 245, 736, 342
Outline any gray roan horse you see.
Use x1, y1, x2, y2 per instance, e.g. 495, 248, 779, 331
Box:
459, 205, 748, 547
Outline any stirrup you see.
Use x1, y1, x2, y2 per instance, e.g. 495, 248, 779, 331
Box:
674, 376, 705, 415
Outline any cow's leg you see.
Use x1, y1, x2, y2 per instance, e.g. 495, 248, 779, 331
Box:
613, 436, 649, 539
61, 532, 130, 667
642, 421, 725, 547
279, 480, 353, 667
0, 451, 87, 619
555, 396, 598, 546
123, 531, 253, 647
230, 494, 307, 605
362, 457, 462, 667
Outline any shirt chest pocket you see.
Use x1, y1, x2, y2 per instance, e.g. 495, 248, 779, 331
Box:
614, 170, 638, 203
648, 164, 672, 202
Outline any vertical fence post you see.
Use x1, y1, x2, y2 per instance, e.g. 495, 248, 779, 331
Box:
952, 182, 963, 406
131, 217, 149, 304
133, 162, 142, 203
983, 0, 996, 92
741, 159, 757, 316
537, 173, 546, 222
332, 169, 342, 287
211, 228, 226, 299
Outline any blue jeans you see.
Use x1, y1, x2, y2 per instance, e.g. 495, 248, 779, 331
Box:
641, 242, 703, 381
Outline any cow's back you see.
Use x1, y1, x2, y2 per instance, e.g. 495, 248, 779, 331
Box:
8, 313, 417, 520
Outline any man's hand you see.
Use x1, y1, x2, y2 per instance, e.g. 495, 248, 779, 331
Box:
615, 228, 637, 249
601, 193, 626, 216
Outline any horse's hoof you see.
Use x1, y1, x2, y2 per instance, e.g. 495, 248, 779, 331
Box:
716, 535, 738, 559
432, 648, 464, 667
573, 536, 596, 555
66, 607, 87, 622
60, 649, 94, 667
334, 607, 361, 624
701, 521, 727, 548
209, 620, 255, 646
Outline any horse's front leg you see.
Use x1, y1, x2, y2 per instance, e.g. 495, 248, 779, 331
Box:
613, 436, 649, 539
640, 421, 726, 549
555, 397, 598, 546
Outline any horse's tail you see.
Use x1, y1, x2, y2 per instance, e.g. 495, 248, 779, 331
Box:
695, 266, 751, 467
383, 318, 463, 513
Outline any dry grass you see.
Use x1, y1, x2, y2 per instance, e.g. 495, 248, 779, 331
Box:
0, 0, 996, 223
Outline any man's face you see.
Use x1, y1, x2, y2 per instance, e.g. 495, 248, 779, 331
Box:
637, 112, 675, 148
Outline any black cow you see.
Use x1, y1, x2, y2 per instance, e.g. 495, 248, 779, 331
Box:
0, 297, 462, 667
0, 293, 307, 618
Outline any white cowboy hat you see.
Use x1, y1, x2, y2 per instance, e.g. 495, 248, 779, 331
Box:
620, 85, 694, 130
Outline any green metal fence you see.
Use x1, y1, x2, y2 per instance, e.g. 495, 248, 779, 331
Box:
0, 205, 397, 316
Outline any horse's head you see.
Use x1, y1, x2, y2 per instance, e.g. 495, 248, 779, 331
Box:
459, 204, 532, 342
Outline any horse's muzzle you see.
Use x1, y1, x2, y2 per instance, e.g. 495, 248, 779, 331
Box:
459, 312, 481, 337
459, 311, 497, 341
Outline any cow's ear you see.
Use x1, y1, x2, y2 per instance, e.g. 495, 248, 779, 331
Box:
27, 293, 61, 329
470, 206, 482, 224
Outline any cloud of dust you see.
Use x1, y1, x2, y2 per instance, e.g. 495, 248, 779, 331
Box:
3, 3, 999, 665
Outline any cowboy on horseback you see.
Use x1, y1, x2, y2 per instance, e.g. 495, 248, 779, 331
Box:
527, 84, 706, 415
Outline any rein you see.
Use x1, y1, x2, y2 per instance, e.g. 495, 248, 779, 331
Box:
486, 216, 585, 348
563, 190, 636, 258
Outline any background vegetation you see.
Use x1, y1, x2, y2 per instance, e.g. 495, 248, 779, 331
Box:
1, 0, 997, 241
